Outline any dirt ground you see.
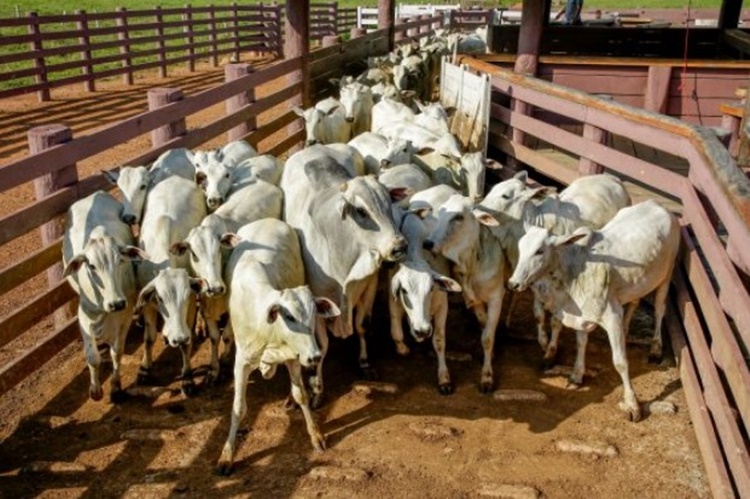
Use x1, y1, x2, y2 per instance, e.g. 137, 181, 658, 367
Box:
0, 61, 708, 498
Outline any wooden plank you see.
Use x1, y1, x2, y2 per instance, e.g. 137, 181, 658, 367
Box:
681, 225, 750, 432
673, 266, 750, 495
0, 240, 62, 297
681, 187, 750, 349
0, 57, 302, 194
246, 110, 299, 148
491, 102, 686, 198
268, 128, 305, 157
0, 317, 79, 399
0, 280, 76, 350
476, 53, 750, 70
644, 65, 671, 114
664, 303, 735, 499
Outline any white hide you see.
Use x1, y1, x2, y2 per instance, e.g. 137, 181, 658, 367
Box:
348, 132, 419, 175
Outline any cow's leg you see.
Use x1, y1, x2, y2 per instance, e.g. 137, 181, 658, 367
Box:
204, 302, 222, 384
80, 313, 103, 401
309, 320, 329, 410
220, 320, 235, 371
388, 291, 410, 356
216, 359, 252, 476
569, 329, 589, 387
179, 341, 195, 397
433, 295, 452, 395
109, 313, 130, 403
287, 360, 326, 451
533, 295, 548, 353
622, 299, 639, 341
479, 292, 503, 393
356, 277, 378, 380
138, 304, 158, 385
504, 291, 519, 328
603, 304, 641, 422
649, 279, 670, 363
542, 315, 563, 370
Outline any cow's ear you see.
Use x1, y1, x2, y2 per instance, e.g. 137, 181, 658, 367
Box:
433, 274, 462, 293
325, 105, 340, 116
554, 230, 589, 247
195, 170, 207, 186
120, 245, 148, 261
523, 186, 554, 201
102, 169, 119, 184
170, 241, 190, 256
416, 147, 434, 156
135, 282, 156, 315
220, 232, 241, 248
292, 106, 305, 118
473, 208, 499, 227
389, 187, 411, 202
266, 303, 281, 324
513, 170, 528, 183
189, 278, 207, 295
63, 254, 88, 277
314, 297, 341, 318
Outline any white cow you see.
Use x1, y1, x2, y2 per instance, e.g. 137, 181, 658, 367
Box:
413, 101, 453, 135
380, 121, 462, 159
281, 144, 408, 407
424, 194, 505, 393
390, 204, 462, 394
414, 151, 486, 200
339, 81, 374, 137
234, 154, 283, 186
508, 200, 680, 422
136, 175, 207, 395
379, 163, 433, 204
172, 179, 283, 381
216, 219, 340, 475
371, 98, 416, 134
62, 191, 147, 402
294, 97, 351, 146
348, 132, 419, 174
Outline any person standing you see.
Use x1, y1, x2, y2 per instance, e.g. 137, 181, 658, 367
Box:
554, 0, 583, 25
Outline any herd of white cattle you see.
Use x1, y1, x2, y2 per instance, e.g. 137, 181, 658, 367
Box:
61, 31, 679, 475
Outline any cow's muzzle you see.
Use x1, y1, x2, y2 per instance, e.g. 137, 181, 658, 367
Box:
345, 117, 355, 123
107, 299, 127, 312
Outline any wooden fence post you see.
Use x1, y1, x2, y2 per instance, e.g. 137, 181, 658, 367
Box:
419, 14, 430, 34
209, 5, 219, 67
147, 88, 186, 147
351, 27, 366, 38
285, 0, 310, 154
329, 1, 339, 37
116, 7, 133, 85
155, 6, 168, 78
28, 12, 50, 102
394, 18, 405, 42
28, 125, 78, 326
184, 4, 196, 72
225, 64, 256, 142
378, 0, 396, 52
76, 10, 95, 92
232, 2, 241, 61
579, 123, 608, 175
407, 16, 419, 38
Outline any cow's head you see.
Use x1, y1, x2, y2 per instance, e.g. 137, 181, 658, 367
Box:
379, 138, 419, 170
103, 166, 152, 225
193, 151, 239, 211
64, 234, 147, 313
338, 82, 372, 124
136, 268, 206, 347
170, 224, 239, 297
293, 105, 341, 147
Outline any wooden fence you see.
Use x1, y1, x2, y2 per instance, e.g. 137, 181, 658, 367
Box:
461, 56, 750, 498
309, 2, 357, 40
0, 4, 283, 102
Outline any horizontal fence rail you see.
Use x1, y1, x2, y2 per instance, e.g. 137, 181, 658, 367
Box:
460, 56, 750, 498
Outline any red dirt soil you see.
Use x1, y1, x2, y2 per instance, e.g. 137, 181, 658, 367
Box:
0, 60, 707, 498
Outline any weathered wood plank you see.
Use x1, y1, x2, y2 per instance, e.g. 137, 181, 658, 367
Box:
0, 239, 62, 297
0, 317, 79, 399
644, 65, 671, 114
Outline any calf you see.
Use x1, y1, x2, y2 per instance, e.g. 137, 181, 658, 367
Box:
348, 132, 419, 174
216, 219, 340, 475
508, 200, 680, 422
424, 194, 505, 392
63, 191, 146, 402
339, 81, 374, 137
294, 97, 351, 146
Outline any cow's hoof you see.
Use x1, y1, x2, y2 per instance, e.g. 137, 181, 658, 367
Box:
647, 352, 663, 364
479, 381, 494, 394
438, 382, 454, 395
619, 401, 642, 423
136, 368, 154, 386
310, 433, 326, 452
395, 343, 410, 357
215, 460, 233, 477
541, 357, 556, 371
110, 389, 129, 404
89, 385, 104, 401
181, 381, 196, 397
565, 377, 583, 390
310, 393, 325, 410
360, 365, 379, 381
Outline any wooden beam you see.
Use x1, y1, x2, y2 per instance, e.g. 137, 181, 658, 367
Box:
378, 0, 395, 52
719, 0, 743, 30
644, 65, 671, 114
514, 0, 545, 75
284, 0, 310, 154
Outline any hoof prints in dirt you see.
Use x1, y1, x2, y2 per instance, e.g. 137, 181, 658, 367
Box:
408, 419, 462, 442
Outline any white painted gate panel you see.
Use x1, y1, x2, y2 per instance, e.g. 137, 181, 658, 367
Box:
439, 56, 491, 154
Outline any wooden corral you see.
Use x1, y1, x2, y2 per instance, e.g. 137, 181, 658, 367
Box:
460, 56, 750, 497
0, 5, 284, 101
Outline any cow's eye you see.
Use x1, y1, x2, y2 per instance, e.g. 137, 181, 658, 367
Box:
190, 250, 199, 262
284, 312, 295, 323
224, 173, 230, 179
139, 184, 147, 191
454, 214, 464, 222
355, 207, 368, 218
501, 193, 511, 200
535, 248, 544, 256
